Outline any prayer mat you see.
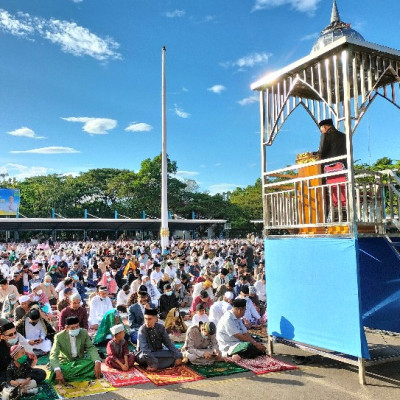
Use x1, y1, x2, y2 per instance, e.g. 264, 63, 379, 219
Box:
174, 342, 184, 349
26, 382, 59, 400
101, 364, 150, 387
53, 379, 116, 399
188, 361, 249, 378
234, 355, 298, 375
138, 365, 203, 386
36, 354, 50, 366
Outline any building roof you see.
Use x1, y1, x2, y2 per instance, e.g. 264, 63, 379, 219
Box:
0, 218, 226, 231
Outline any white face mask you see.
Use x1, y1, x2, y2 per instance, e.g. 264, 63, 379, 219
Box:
69, 328, 80, 337
36, 290, 43, 295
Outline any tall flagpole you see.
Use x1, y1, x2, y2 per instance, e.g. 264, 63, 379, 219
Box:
160, 46, 169, 250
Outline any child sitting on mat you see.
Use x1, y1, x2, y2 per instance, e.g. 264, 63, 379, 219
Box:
105, 324, 135, 371
6, 345, 38, 395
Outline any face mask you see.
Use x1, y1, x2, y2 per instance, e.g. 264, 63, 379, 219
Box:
44, 282, 51, 287
73, 275, 79, 281
17, 354, 28, 364
33, 296, 39, 302
50, 271, 55, 274
201, 332, 208, 339
7, 337, 18, 345
10, 301, 16, 305
107, 278, 111, 282
36, 290, 43, 295
166, 291, 173, 296
69, 328, 80, 337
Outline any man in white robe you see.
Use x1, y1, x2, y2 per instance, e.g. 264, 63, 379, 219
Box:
88, 286, 113, 329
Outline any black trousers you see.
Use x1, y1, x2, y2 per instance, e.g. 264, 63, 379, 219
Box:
0, 367, 46, 385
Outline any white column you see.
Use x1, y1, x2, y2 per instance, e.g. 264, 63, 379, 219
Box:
341, 49, 357, 235
160, 46, 169, 249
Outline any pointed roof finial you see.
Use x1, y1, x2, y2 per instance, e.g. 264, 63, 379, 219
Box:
330, 0, 340, 24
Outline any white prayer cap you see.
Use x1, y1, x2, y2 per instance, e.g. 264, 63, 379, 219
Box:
174, 279, 181, 285
109, 323, 125, 336
224, 291, 234, 300
19, 295, 30, 303
249, 286, 257, 295
31, 282, 41, 290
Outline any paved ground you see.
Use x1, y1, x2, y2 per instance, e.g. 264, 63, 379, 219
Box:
76, 331, 400, 400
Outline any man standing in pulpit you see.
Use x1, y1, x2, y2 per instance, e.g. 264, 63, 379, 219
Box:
318, 119, 347, 168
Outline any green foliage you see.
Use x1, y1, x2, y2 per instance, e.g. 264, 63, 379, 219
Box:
4, 155, 395, 237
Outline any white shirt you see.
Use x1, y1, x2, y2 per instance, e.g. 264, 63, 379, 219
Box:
192, 313, 209, 326
116, 289, 130, 306
88, 295, 113, 325
164, 266, 177, 279
209, 300, 232, 326
70, 335, 78, 358
25, 319, 46, 340
254, 280, 266, 302
150, 270, 163, 284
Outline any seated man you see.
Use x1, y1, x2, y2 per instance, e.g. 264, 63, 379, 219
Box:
59, 293, 88, 331
88, 286, 113, 329
0, 318, 46, 386
209, 291, 234, 326
16, 307, 55, 355
49, 316, 101, 383
217, 298, 266, 361
128, 289, 153, 343
181, 321, 222, 365
236, 286, 261, 328
190, 290, 213, 315
158, 284, 178, 320
136, 308, 183, 371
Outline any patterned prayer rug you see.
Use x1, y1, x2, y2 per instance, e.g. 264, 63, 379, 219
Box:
234, 355, 298, 375
188, 361, 249, 378
53, 379, 116, 399
26, 382, 59, 400
138, 365, 203, 386
101, 364, 151, 387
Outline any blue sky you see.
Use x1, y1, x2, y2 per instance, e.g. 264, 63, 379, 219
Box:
0, 0, 399, 195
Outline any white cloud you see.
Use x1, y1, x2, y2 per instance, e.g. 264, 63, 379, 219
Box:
166, 10, 186, 18
300, 32, 319, 41
7, 126, 46, 139
62, 117, 117, 134
238, 94, 259, 106
125, 122, 153, 132
0, 10, 34, 37
0, 163, 49, 180
214, 163, 222, 167
10, 146, 80, 154
174, 105, 191, 119
221, 52, 271, 69
182, 87, 189, 92
0, 9, 121, 61
207, 84, 226, 94
71, 0, 84, 3
204, 15, 216, 23
208, 183, 243, 195
252, 0, 321, 13
175, 170, 200, 177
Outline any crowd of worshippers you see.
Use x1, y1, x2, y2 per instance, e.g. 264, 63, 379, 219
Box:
0, 238, 266, 387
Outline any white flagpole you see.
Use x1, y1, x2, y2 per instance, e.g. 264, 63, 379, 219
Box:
160, 46, 169, 250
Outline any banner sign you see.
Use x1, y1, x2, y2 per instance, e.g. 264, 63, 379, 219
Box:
0, 188, 20, 216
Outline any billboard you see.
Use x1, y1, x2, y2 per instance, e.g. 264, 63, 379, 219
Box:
0, 188, 20, 216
